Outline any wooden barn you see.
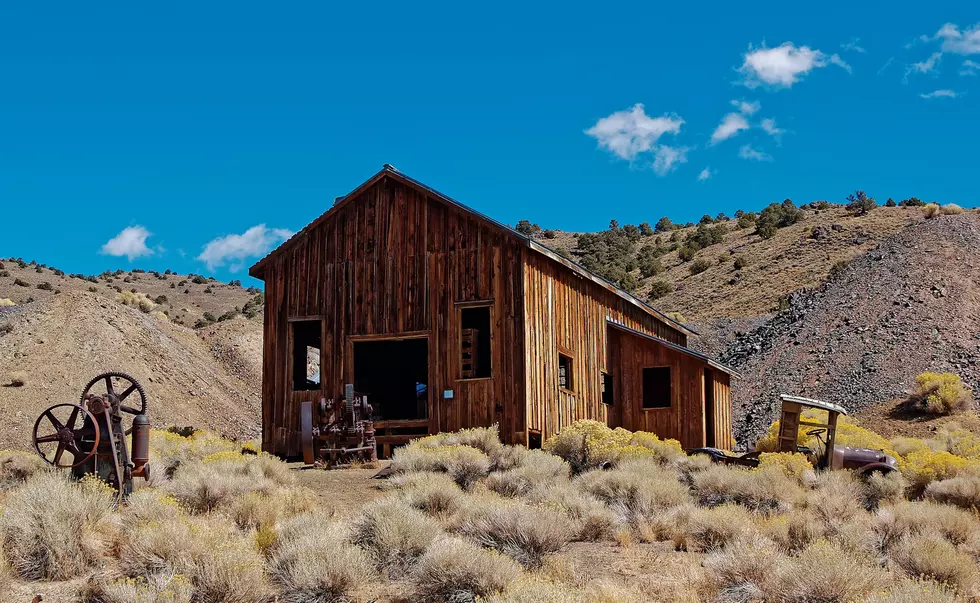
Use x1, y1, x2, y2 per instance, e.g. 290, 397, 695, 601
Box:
249, 165, 737, 457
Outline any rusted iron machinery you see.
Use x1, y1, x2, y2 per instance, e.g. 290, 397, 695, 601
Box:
31, 372, 150, 501
300, 384, 378, 468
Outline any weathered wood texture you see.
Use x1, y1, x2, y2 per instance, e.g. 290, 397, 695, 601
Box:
709, 371, 734, 450
604, 327, 732, 449
257, 168, 732, 457
260, 175, 526, 455
522, 253, 690, 443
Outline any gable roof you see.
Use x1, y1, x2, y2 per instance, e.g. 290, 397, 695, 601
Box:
249, 164, 696, 337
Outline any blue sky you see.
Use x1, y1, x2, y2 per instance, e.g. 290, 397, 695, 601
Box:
1, 2, 977, 285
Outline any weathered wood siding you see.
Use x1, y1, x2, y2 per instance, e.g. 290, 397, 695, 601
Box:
607, 327, 716, 449
260, 175, 526, 456
522, 252, 690, 443
709, 371, 734, 450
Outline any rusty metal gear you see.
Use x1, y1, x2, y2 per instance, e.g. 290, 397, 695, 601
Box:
80, 371, 147, 416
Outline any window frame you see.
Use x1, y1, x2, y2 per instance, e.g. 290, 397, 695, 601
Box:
289, 318, 323, 393
641, 365, 672, 410
557, 347, 575, 393
457, 301, 493, 382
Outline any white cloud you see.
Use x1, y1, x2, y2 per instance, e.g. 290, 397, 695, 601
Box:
738, 42, 848, 88
960, 59, 980, 76
906, 52, 943, 80
710, 112, 751, 145
697, 168, 713, 182
585, 104, 684, 162
760, 118, 785, 138
101, 226, 155, 261
877, 57, 895, 75
841, 38, 866, 53
652, 145, 689, 176
829, 54, 852, 73
730, 99, 760, 115
197, 224, 294, 272
919, 89, 960, 99
738, 145, 773, 162
934, 23, 980, 55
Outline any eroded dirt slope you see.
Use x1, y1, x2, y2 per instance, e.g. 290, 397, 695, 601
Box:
0, 292, 261, 448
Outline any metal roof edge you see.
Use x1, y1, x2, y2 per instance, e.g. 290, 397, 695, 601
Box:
606, 318, 740, 377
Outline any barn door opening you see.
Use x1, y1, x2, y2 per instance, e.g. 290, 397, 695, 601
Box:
352, 338, 428, 421
704, 368, 716, 448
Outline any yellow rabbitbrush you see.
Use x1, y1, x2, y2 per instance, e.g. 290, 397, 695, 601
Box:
542, 420, 684, 472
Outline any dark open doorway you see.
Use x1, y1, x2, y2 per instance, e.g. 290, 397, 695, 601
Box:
353, 338, 428, 421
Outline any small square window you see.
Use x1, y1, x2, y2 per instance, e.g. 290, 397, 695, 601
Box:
558, 353, 574, 391
642, 367, 671, 409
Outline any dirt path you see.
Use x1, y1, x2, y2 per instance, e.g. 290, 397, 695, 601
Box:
291, 462, 389, 517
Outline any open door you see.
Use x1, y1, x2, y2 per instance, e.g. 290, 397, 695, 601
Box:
352, 338, 429, 421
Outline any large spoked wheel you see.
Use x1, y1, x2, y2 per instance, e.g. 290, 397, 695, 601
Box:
80, 372, 147, 434
33, 403, 100, 468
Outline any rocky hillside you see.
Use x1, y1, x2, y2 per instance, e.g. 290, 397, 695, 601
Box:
0, 261, 264, 448
721, 212, 980, 447
540, 204, 922, 320
0, 259, 261, 328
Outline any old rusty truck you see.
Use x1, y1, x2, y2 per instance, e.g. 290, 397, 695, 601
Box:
689, 394, 899, 475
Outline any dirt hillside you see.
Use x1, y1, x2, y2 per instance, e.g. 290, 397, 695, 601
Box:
721, 212, 980, 447
0, 288, 263, 449
544, 205, 920, 320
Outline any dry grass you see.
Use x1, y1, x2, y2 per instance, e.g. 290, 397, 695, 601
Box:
268, 514, 373, 603
923, 203, 943, 218
862, 470, 908, 510
460, 501, 573, 568
674, 504, 756, 552
116, 512, 271, 603
0, 449, 50, 490
385, 470, 465, 516
872, 501, 980, 554
485, 450, 570, 497
891, 534, 978, 593
526, 481, 618, 541
771, 541, 890, 602
84, 573, 195, 603
390, 442, 491, 489
925, 476, 980, 510
117, 290, 157, 313
486, 576, 589, 603
704, 534, 783, 599
859, 579, 958, 603
419, 425, 504, 455
351, 498, 440, 577
229, 486, 317, 532
0, 298, 15, 307
413, 536, 521, 602
0, 472, 116, 580
576, 460, 691, 523
691, 464, 804, 514
165, 452, 293, 513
